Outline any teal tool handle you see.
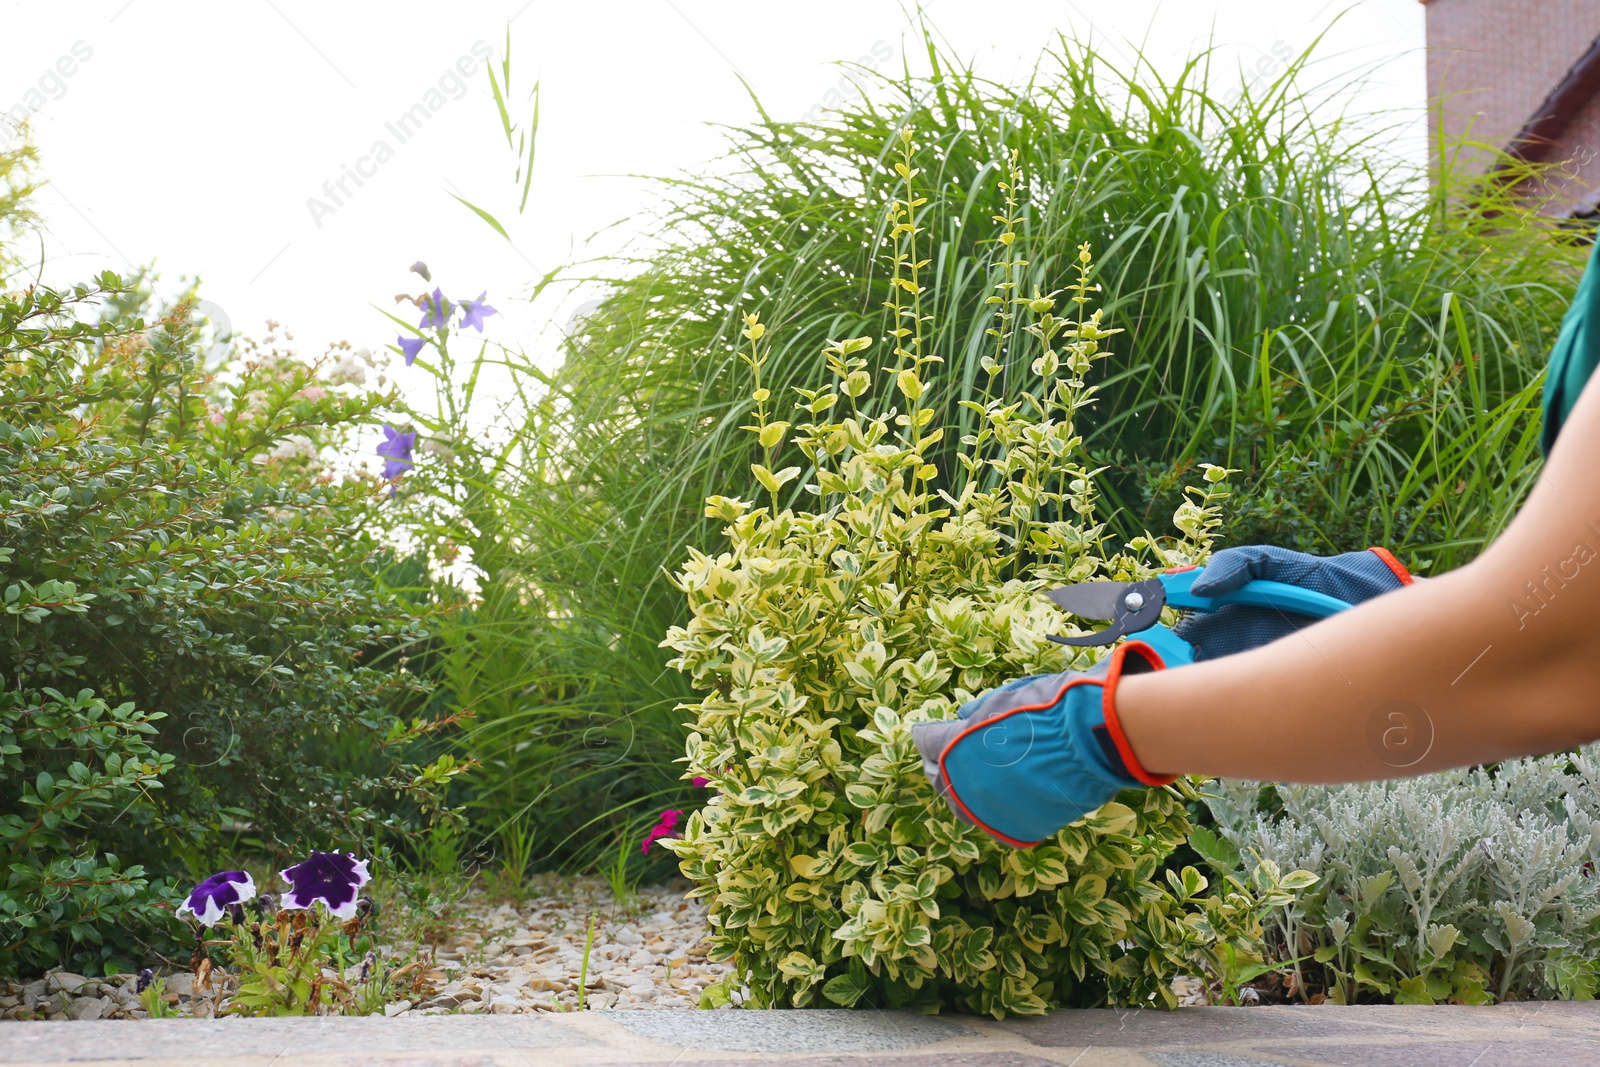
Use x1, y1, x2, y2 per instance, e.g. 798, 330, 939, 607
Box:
1158, 567, 1351, 619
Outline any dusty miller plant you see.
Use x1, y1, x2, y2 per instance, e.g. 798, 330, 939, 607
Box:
663, 137, 1308, 1017
1202, 747, 1600, 1004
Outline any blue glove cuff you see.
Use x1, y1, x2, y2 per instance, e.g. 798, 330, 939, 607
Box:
919, 642, 1171, 847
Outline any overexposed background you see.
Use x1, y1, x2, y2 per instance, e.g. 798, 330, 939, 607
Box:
4, 1, 1425, 373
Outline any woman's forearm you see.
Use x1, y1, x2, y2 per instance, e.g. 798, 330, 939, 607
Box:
1117, 372, 1600, 782
1118, 560, 1600, 780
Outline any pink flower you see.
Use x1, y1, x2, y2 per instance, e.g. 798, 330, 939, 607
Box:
297, 386, 327, 401
641, 809, 683, 854
691, 777, 710, 788
210, 411, 226, 425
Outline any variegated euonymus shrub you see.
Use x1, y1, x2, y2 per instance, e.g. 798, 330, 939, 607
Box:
662, 139, 1299, 1017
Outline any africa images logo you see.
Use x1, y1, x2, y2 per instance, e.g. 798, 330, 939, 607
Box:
1509, 521, 1600, 630
305, 40, 494, 229
1366, 700, 1434, 769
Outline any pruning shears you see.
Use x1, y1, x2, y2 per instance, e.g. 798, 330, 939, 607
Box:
1045, 567, 1353, 667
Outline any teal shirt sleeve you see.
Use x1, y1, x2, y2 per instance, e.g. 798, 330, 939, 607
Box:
1541, 234, 1600, 453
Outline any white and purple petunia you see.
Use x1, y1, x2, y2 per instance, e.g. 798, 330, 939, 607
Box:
279, 851, 371, 920
176, 870, 257, 927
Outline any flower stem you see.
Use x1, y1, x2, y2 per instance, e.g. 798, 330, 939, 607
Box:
577, 913, 595, 1010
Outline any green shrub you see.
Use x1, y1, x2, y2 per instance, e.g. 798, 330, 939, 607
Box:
0, 276, 460, 976
1202, 749, 1600, 1004
562, 33, 1574, 583
663, 141, 1308, 1016
461, 31, 1577, 857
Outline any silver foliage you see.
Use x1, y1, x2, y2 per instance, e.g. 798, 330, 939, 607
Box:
1202, 748, 1600, 1002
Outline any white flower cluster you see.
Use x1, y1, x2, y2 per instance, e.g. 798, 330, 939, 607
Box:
269, 435, 318, 462
327, 347, 377, 386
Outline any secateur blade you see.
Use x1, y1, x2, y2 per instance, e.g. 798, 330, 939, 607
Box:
1046, 577, 1167, 646
1045, 581, 1127, 620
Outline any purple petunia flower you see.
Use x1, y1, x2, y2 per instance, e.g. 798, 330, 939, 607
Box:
458, 292, 497, 333
641, 809, 683, 855
279, 851, 371, 920
397, 335, 426, 366
376, 424, 416, 482
176, 870, 256, 927
419, 288, 453, 330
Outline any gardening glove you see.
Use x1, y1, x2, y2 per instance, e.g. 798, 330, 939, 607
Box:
911, 641, 1175, 848
1172, 545, 1412, 662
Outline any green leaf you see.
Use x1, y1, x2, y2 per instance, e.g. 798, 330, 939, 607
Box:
448, 193, 510, 240
1394, 976, 1434, 1005
1277, 869, 1319, 892
1185, 825, 1240, 876
822, 972, 871, 1007
777, 952, 824, 984
751, 463, 780, 493
1083, 801, 1136, 836
843, 784, 878, 809
789, 853, 833, 879
843, 841, 882, 867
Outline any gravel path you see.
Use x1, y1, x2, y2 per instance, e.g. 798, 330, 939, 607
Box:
1, 877, 729, 1020
419, 877, 731, 1014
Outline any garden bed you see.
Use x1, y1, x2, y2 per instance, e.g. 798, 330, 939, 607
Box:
1, 878, 729, 1020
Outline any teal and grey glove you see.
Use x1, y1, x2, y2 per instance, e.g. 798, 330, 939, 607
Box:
1172, 545, 1412, 661
910, 642, 1176, 848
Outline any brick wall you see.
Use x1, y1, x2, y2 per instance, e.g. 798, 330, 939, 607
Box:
1425, 0, 1600, 211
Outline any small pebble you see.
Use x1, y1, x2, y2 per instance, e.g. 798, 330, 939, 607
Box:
66, 996, 102, 1021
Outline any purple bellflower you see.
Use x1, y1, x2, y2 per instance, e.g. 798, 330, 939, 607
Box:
397, 335, 426, 366
459, 292, 498, 332
419, 288, 453, 330
177, 870, 257, 927
279, 851, 372, 920
641, 809, 683, 855
377, 424, 416, 483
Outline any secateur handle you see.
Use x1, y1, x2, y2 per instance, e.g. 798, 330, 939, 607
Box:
1158, 567, 1352, 619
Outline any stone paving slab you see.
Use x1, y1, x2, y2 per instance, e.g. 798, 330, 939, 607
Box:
1, 1004, 1598, 1066
604, 1009, 974, 1051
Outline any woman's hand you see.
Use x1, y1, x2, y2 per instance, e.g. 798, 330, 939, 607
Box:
1173, 545, 1414, 660
912, 642, 1174, 847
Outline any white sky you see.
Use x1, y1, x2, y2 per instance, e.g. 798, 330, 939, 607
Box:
5, 0, 1425, 387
